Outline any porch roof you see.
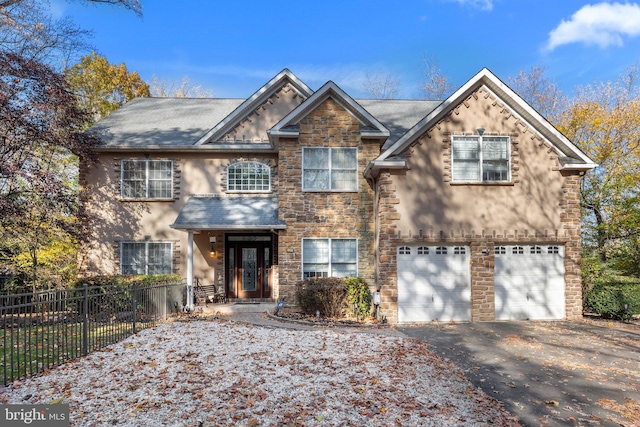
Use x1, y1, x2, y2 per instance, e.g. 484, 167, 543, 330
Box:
170, 195, 286, 231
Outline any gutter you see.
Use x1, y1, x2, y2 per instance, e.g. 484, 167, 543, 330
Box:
363, 159, 407, 179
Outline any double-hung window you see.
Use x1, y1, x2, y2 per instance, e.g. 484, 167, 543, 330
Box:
227, 161, 270, 192
302, 147, 357, 191
452, 136, 510, 182
302, 238, 357, 278
121, 242, 172, 275
121, 160, 173, 199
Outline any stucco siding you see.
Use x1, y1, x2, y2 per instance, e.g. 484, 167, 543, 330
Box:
393, 85, 566, 236
79, 151, 277, 285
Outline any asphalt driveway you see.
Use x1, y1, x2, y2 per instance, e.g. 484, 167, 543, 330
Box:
399, 320, 640, 427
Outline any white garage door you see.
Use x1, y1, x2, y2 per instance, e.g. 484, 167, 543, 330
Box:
397, 245, 471, 323
495, 245, 565, 320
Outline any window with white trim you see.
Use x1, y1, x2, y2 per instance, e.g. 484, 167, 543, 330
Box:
121, 242, 172, 275
121, 160, 173, 199
227, 161, 270, 192
548, 246, 560, 254
417, 247, 429, 255
452, 135, 510, 182
302, 147, 357, 191
303, 238, 357, 278
436, 246, 447, 255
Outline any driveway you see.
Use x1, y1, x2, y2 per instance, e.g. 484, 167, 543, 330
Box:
399, 321, 640, 427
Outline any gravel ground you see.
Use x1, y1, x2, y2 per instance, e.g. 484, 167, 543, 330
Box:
1, 318, 518, 427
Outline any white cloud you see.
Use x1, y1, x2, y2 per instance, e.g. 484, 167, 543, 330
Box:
447, 0, 494, 11
546, 2, 640, 50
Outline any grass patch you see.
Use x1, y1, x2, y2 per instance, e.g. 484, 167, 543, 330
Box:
1, 318, 155, 385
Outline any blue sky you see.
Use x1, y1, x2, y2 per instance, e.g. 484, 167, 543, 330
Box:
52, 0, 640, 99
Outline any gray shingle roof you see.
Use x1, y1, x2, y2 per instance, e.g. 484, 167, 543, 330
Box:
89, 96, 441, 148
356, 99, 442, 149
170, 195, 285, 230
89, 97, 244, 147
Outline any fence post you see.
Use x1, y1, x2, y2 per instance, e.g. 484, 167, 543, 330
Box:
82, 284, 89, 357
163, 284, 168, 321
132, 282, 137, 334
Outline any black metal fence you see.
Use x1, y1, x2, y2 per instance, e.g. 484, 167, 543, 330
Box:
1, 281, 184, 386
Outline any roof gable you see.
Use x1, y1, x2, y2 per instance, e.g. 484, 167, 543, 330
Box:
196, 69, 313, 146
269, 81, 389, 141
375, 68, 596, 171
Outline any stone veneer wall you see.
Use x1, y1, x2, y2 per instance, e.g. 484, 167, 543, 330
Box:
276, 98, 377, 305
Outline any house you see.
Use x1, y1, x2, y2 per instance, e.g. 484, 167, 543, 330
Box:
80, 68, 596, 323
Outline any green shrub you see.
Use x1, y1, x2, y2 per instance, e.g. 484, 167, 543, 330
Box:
70, 274, 183, 314
74, 274, 182, 288
584, 279, 640, 320
345, 277, 371, 319
295, 277, 347, 318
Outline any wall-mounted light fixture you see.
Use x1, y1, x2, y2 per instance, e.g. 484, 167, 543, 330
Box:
209, 236, 216, 256
476, 127, 485, 136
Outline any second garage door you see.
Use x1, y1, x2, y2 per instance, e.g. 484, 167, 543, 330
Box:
397, 245, 471, 323
494, 245, 566, 320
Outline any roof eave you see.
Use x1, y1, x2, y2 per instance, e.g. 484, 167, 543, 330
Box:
94, 144, 278, 153
363, 159, 407, 179
170, 224, 287, 231
559, 162, 598, 171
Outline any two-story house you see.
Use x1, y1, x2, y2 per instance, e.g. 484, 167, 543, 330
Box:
80, 68, 596, 323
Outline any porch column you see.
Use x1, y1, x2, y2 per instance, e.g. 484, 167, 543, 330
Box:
187, 231, 194, 311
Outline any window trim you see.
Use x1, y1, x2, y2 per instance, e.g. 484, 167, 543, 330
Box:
226, 161, 271, 193
120, 241, 173, 275
301, 238, 358, 279
451, 135, 511, 183
302, 147, 358, 192
121, 160, 174, 200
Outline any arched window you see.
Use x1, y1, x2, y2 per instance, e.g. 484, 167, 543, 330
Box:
227, 162, 270, 192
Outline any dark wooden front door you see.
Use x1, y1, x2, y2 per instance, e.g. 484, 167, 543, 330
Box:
226, 235, 272, 299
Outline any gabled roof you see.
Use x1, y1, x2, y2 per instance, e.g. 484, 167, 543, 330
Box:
269, 81, 390, 141
369, 68, 597, 175
195, 69, 314, 145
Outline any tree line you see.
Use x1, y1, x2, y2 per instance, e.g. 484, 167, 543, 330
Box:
1, 0, 638, 293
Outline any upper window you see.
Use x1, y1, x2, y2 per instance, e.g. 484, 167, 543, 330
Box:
227, 161, 270, 192
452, 136, 510, 182
302, 238, 357, 278
302, 147, 357, 191
121, 160, 173, 199
121, 242, 172, 275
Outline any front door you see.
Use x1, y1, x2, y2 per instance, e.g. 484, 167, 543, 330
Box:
226, 235, 272, 299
